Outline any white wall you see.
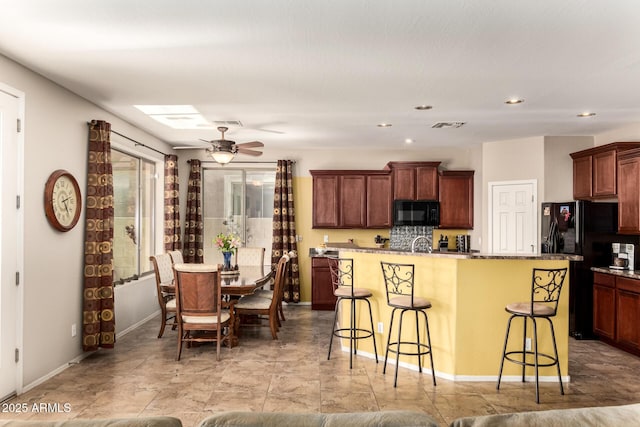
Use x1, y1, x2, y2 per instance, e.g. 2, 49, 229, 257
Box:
543, 136, 594, 202
0, 54, 171, 387
594, 124, 640, 146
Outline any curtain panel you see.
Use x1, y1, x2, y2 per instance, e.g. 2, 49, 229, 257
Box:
82, 120, 116, 351
184, 159, 204, 263
272, 160, 300, 303
163, 154, 181, 252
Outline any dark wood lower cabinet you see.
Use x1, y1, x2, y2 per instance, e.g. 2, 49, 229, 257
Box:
593, 282, 616, 340
593, 272, 640, 356
311, 257, 337, 310
616, 278, 640, 352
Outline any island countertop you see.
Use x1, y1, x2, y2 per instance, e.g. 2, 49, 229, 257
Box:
323, 245, 583, 261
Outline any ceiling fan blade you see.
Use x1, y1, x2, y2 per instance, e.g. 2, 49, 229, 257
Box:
237, 148, 263, 156
236, 141, 264, 149
173, 144, 209, 150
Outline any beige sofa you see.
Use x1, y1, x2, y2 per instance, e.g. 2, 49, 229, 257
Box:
197, 411, 438, 426
0, 417, 182, 427
2, 404, 640, 427
450, 403, 640, 427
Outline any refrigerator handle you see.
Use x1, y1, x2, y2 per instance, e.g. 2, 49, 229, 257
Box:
575, 201, 580, 248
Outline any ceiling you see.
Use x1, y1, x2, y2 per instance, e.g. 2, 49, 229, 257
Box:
1, 0, 640, 153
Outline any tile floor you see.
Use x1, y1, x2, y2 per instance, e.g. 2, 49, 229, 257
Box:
3, 305, 640, 426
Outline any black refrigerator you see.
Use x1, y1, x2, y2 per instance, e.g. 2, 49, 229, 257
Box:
541, 201, 639, 339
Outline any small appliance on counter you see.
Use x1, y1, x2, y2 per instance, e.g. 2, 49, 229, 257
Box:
611, 243, 635, 271
456, 235, 471, 252
438, 235, 449, 251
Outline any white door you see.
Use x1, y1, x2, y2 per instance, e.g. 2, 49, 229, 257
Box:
489, 180, 537, 254
0, 86, 21, 400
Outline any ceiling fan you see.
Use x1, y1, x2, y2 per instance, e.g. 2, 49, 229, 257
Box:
173, 126, 264, 164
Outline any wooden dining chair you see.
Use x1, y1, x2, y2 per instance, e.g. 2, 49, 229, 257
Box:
234, 253, 291, 339
173, 263, 233, 361
150, 253, 177, 338
253, 250, 295, 324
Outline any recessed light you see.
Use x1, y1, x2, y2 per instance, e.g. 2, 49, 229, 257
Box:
577, 112, 596, 117
414, 105, 433, 110
377, 123, 392, 127
505, 98, 524, 105
404, 139, 414, 144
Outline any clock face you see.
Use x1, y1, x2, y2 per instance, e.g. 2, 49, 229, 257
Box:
52, 176, 78, 227
44, 170, 81, 232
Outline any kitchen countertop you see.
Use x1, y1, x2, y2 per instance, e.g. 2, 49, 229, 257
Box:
591, 266, 640, 280
323, 246, 583, 261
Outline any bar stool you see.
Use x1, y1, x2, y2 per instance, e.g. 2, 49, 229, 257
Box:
497, 267, 568, 403
380, 261, 436, 387
327, 257, 378, 369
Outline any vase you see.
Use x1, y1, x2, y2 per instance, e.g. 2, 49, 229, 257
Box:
222, 251, 233, 270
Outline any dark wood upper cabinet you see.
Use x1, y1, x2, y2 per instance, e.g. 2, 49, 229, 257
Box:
366, 174, 393, 228
312, 174, 340, 228
310, 170, 391, 229
339, 175, 366, 228
387, 162, 440, 200
438, 170, 474, 229
617, 148, 640, 234
570, 142, 640, 200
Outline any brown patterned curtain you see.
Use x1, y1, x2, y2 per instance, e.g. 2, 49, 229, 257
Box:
83, 120, 115, 351
184, 159, 203, 263
272, 160, 300, 302
164, 154, 181, 252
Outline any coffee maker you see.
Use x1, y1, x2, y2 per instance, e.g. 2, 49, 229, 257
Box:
611, 243, 635, 271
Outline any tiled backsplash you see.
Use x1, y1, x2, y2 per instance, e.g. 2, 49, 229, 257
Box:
390, 226, 434, 251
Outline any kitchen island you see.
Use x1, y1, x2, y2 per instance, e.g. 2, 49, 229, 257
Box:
327, 246, 581, 381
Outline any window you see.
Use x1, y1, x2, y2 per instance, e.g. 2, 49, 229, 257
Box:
111, 148, 156, 284
203, 167, 276, 266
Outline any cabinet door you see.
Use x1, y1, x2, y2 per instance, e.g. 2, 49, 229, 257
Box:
439, 171, 474, 229
340, 175, 366, 228
593, 150, 617, 198
393, 167, 416, 200
366, 174, 392, 228
573, 155, 593, 200
416, 166, 439, 200
312, 175, 339, 228
618, 156, 640, 234
311, 257, 337, 310
616, 289, 640, 350
593, 278, 616, 340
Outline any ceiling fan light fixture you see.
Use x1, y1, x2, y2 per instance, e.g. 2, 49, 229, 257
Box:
210, 150, 235, 164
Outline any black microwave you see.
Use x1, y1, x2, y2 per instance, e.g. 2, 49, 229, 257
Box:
393, 200, 440, 226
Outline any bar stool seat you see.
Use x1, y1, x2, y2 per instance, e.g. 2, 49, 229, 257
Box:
327, 257, 378, 369
380, 261, 436, 388
497, 267, 568, 404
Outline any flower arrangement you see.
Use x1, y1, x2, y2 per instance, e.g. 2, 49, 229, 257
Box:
214, 232, 241, 254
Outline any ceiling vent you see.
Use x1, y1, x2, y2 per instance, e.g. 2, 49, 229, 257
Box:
431, 121, 466, 129
212, 120, 243, 127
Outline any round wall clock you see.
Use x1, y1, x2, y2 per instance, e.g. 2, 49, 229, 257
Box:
44, 169, 82, 232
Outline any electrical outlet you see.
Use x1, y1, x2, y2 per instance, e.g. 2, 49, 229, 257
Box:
377, 322, 384, 333
71, 324, 77, 337
323, 235, 329, 243
525, 337, 531, 351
